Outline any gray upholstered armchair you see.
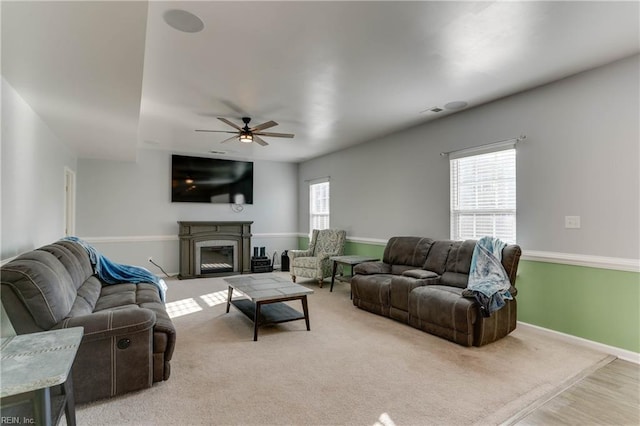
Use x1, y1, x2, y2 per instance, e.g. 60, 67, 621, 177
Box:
289, 229, 346, 287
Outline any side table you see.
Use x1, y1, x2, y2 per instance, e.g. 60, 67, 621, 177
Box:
1, 327, 83, 426
329, 255, 380, 293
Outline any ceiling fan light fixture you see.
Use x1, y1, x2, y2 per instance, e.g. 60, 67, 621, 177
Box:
239, 133, 253, 143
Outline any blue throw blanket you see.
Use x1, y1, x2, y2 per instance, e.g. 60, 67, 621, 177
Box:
466, 236, 512, 317
63, 237, 167, 302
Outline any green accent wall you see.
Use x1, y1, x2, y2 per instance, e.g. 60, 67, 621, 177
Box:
296, 237, 640, 353
516, 260, 639, 353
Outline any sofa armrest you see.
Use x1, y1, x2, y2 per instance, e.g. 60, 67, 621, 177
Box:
57, 307, 156, 342
57, 307, 157, 403
354, 261, 391, 275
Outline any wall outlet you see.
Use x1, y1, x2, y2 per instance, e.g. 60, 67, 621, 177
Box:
565, 216, 581, 229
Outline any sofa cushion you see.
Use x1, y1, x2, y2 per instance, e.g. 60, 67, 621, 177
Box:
423, 240, 454, 274
445, 240, 476, 274
75, 276, 102, 310
383, 237, 434, 268
439, 272, 469, 289
351, 274, 392, 317
54, 240, 94, 275
354, 261, 390, 275
67, 274, 103, 318
391, 264, 417, 275
38, 243, 93, 290
2, 251, 76, 329
408, 285, 478, 346
439, 240, 476, 288
389, 274, 440, 319
95, 283, 137, 311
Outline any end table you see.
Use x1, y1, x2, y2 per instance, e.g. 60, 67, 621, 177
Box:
329, 255, 380, 293
1, 327, 83, 426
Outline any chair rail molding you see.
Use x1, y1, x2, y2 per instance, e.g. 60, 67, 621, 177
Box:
521, 250, 639, 273
296, 234, 640, 273
8, 235, 635, 273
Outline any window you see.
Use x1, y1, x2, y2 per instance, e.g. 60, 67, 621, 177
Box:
450, 146, 516, 243
309, 179, 330, 231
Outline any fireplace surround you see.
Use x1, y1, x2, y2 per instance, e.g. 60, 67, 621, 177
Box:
178, 221, 252, 279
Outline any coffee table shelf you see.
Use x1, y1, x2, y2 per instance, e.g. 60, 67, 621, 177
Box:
224, 274, 313, 341
231, 299, 308, 325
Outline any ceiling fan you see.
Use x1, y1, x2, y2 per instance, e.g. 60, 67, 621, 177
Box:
195, 117, 294, 146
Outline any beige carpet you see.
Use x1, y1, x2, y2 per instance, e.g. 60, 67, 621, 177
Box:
77, 272, 610, 425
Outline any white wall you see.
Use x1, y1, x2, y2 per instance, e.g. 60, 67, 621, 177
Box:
1, 77, 77, 259
75, 149, 298, 271
297, 55, 640, 259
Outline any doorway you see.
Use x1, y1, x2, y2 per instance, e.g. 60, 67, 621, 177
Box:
64, 167, 76, 236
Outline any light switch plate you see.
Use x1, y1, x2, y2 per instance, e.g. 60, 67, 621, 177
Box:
565, 216, 581, 229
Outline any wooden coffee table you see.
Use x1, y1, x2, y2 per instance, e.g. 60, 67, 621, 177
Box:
224, 274, 313, 341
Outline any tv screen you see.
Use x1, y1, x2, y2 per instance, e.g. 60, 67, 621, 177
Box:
171, 155, 253, 204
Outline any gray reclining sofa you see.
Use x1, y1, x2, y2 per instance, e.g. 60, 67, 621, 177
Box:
351, 237, 521, 346
1, 239, 176, 403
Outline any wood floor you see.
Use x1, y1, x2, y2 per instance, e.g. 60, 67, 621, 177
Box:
512, 358, 639, 425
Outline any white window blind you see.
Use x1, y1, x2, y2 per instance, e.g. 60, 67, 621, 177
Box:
450, 148, 516, 244
309, 179, 330, 231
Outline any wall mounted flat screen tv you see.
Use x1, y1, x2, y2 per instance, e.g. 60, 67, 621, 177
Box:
171, 155, 253, 204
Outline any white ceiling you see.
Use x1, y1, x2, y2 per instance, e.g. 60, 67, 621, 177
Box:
2, 1, 639, 163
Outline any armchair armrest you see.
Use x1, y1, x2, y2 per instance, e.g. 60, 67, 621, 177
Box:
57, 307, 156, 342
288, 249, 312, 260
317, 251, 342, 261
354, 261, 391, 275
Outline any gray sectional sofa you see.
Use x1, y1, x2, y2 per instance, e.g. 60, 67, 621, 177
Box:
351, 237, 521, 346
0, 240, 176, 403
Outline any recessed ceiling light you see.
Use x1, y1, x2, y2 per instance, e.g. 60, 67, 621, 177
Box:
163, 9, 204, 33
444, 101, 468, 110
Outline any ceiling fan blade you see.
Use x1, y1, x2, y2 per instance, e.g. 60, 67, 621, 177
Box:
254, 131, 295, 138
217, 117, 243, 130
195, 129, 238, 134
220, 135, 239, 144
250, 120, 278, 132
253, 136, 269, 146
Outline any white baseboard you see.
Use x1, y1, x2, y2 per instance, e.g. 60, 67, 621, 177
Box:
517, 321, 639, 364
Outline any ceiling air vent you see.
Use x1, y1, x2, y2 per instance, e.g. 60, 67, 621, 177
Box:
420, 106, 443, 114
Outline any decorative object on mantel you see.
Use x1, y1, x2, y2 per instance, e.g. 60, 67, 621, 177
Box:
178, 221, 253, 279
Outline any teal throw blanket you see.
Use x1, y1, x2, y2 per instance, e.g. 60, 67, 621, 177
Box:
62, 236, 167, 302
